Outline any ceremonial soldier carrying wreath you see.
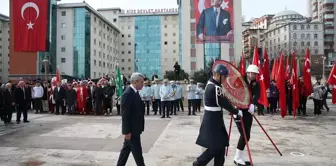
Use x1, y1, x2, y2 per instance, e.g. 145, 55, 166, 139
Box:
193, 64, 243, 166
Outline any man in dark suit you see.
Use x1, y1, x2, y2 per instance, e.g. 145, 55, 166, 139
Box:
14, 81, 30, 124
117, 72, 145, 166
3, 83, 15, 124
53, 82, 66, 115
197, 0, 233, 40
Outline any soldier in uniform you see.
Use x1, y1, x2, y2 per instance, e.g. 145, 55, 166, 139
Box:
193, 64, 243, 166
233, 64, 260, 166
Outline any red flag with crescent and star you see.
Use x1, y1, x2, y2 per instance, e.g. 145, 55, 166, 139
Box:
277, 53, 287, 118
303, 48, 313, 95
290, 52, 299, 117
263, 48, 270, 89
13, 0, 48, 52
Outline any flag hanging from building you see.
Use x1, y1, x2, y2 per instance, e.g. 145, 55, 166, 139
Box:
327, 60, 336, 85
13, 0, 49, 52
303, 48, 313, 95
276, 53, 287, 118
290, 52, 299, 117
116, 65, 123, 97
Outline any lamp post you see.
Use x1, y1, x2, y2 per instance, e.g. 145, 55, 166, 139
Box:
134, 43, 137, 72
322, 56, 326, 80
42, 58, 50, 82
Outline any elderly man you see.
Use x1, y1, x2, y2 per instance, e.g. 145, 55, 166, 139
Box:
160, 79, 173, 118
3, 83, 15, 124
117, 72, 146, 166
14, 81, 30, 124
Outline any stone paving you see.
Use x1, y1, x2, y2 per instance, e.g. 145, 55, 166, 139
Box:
0, 99, 335, 166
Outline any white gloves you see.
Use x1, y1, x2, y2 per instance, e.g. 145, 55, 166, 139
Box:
248, 104, 255, 114
237, 110, 243, 118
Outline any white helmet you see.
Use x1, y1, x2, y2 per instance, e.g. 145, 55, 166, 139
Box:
246, 65, 259, 74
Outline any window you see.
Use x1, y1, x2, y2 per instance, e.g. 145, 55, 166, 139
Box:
128, 34, 131, 37
301, 42, 304, 46
314, 25, 318, 30
94, 60, 96, 66
314, 41, 318, 46
315, 49, 318, 54
99, 61, 101, 67
307, 42, 310, 46
128, 59, 131, 62
122, 67, 125, 71
301, 49, 305, 54
307, 25, 310, 30
61, 23, 66, 28
173, 41, 176, 45
164, 41, 168, 45
128, 67, 131, 71
61, 11, 66, 16
164, 33, 167, 36
307, 34, 311, 39
128, 26, 131, 29
314, 34, 318, 39
121, 59, 125, 62
301, 34, 305, 39
173, 33, 176, 36
173, 50, 176, 53
284, 35, 286, 40
113, 18, 117, 22
128, 42, 131, 46
61, 58, 66, 63
293, 25, 297, 30
128, 51, 131, 54
61, 35, 65, 40
61, 47, 66, 52
164, 25, 167, 28
301, 25, 304, 30
122, 51, 124, 54
135, 25, 138, 29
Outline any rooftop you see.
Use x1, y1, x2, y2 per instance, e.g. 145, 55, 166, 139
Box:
274, 10, 302, 18
0, 13, 9, 22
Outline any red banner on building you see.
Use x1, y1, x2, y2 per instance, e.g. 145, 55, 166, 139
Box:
194, 0, 234, 43
13, 0, 49, 52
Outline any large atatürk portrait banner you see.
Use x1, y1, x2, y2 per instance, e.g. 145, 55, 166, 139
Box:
194, 0, 234, 43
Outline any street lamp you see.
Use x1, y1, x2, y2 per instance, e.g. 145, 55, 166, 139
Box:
42, 58, 50, 82
322, 56, 326, 80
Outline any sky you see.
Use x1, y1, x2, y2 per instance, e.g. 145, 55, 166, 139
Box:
0, 0, 307, 21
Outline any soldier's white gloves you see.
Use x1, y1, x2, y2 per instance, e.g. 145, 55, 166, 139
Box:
248, 104, 255, 114
237, 110, 243, 118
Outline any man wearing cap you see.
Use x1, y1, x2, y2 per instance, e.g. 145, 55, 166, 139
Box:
175, 81, 184, 112
195, 83, 204, 112
187, 79, 197, 115
169, 81, 178, 115
233, 64, 260, 166
139, 81, 152, 115
193, 64, 243, 166
151, 79, 162, 115
160, 79, 173, 118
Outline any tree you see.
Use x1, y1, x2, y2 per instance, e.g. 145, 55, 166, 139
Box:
164, 70, 189, 81
192, 69, 208, 85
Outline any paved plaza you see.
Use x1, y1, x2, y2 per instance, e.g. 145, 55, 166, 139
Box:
0, 99, 335, 166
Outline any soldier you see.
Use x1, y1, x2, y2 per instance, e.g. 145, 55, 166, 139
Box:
233, 64, 260, 166
140, 81, 152, 115
151, 79, 161, 115
175, 81, 184, 112
193, 64, 243, 166
187, 79, 197, 115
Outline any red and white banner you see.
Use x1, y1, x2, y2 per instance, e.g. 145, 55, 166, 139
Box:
13, 0, 48, 52
194, 0, 234, 43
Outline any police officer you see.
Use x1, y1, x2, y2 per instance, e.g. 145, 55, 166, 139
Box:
193, 64, 243, 166
233, 64, 260, 166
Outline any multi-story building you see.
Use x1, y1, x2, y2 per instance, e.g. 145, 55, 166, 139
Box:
243, 28, 265, 55
0, 13, 9, 82
309, 0, 336, 67
250, 14, 274, 29
262, 10, 325, 76
57, 3, 120, 79
98, 8, 179, 79
178, 0, 242, 74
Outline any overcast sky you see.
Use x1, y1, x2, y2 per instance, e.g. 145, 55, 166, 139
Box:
0, 0, 307, 21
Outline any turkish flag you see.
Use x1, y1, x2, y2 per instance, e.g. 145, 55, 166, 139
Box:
13, 0, 48, 52
290, 52, 299, 117
240, 51, 246, 76
263, 48, 270, 89
332, 85, 336, 104
276, 53, 287, 118
252, 47, 268, 107
303, 48, 313, 95
252, 46, 259, 66
327, 61, 336, 85
272, 57, 279, 81
285, 56, 291, 80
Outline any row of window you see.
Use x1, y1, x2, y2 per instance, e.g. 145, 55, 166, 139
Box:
265, 33, 319, 46
266, 25, 319, 38
267, 41, 319, 51
121, 24, 177, 30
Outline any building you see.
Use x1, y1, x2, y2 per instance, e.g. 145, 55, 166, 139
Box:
243, 28, 265, 55
309, 0, 336, 67
178, 0, 243, 74
57, 3, 120, 79
261, 10, 325, 76
0, 13, 9, 82
250, 15, 274, 29
98, 8, 179, 79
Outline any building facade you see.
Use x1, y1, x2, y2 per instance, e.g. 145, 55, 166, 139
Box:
178, 0, 242, 74
0, 14, 9, 82
261, 10, 325, 76
309, 0, 336, 66
57, 3, 120, 79
243, 28, 265, 55
99, 8, 179, 79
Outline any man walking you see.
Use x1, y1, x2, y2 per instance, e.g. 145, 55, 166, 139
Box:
117, 73, 145, 166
